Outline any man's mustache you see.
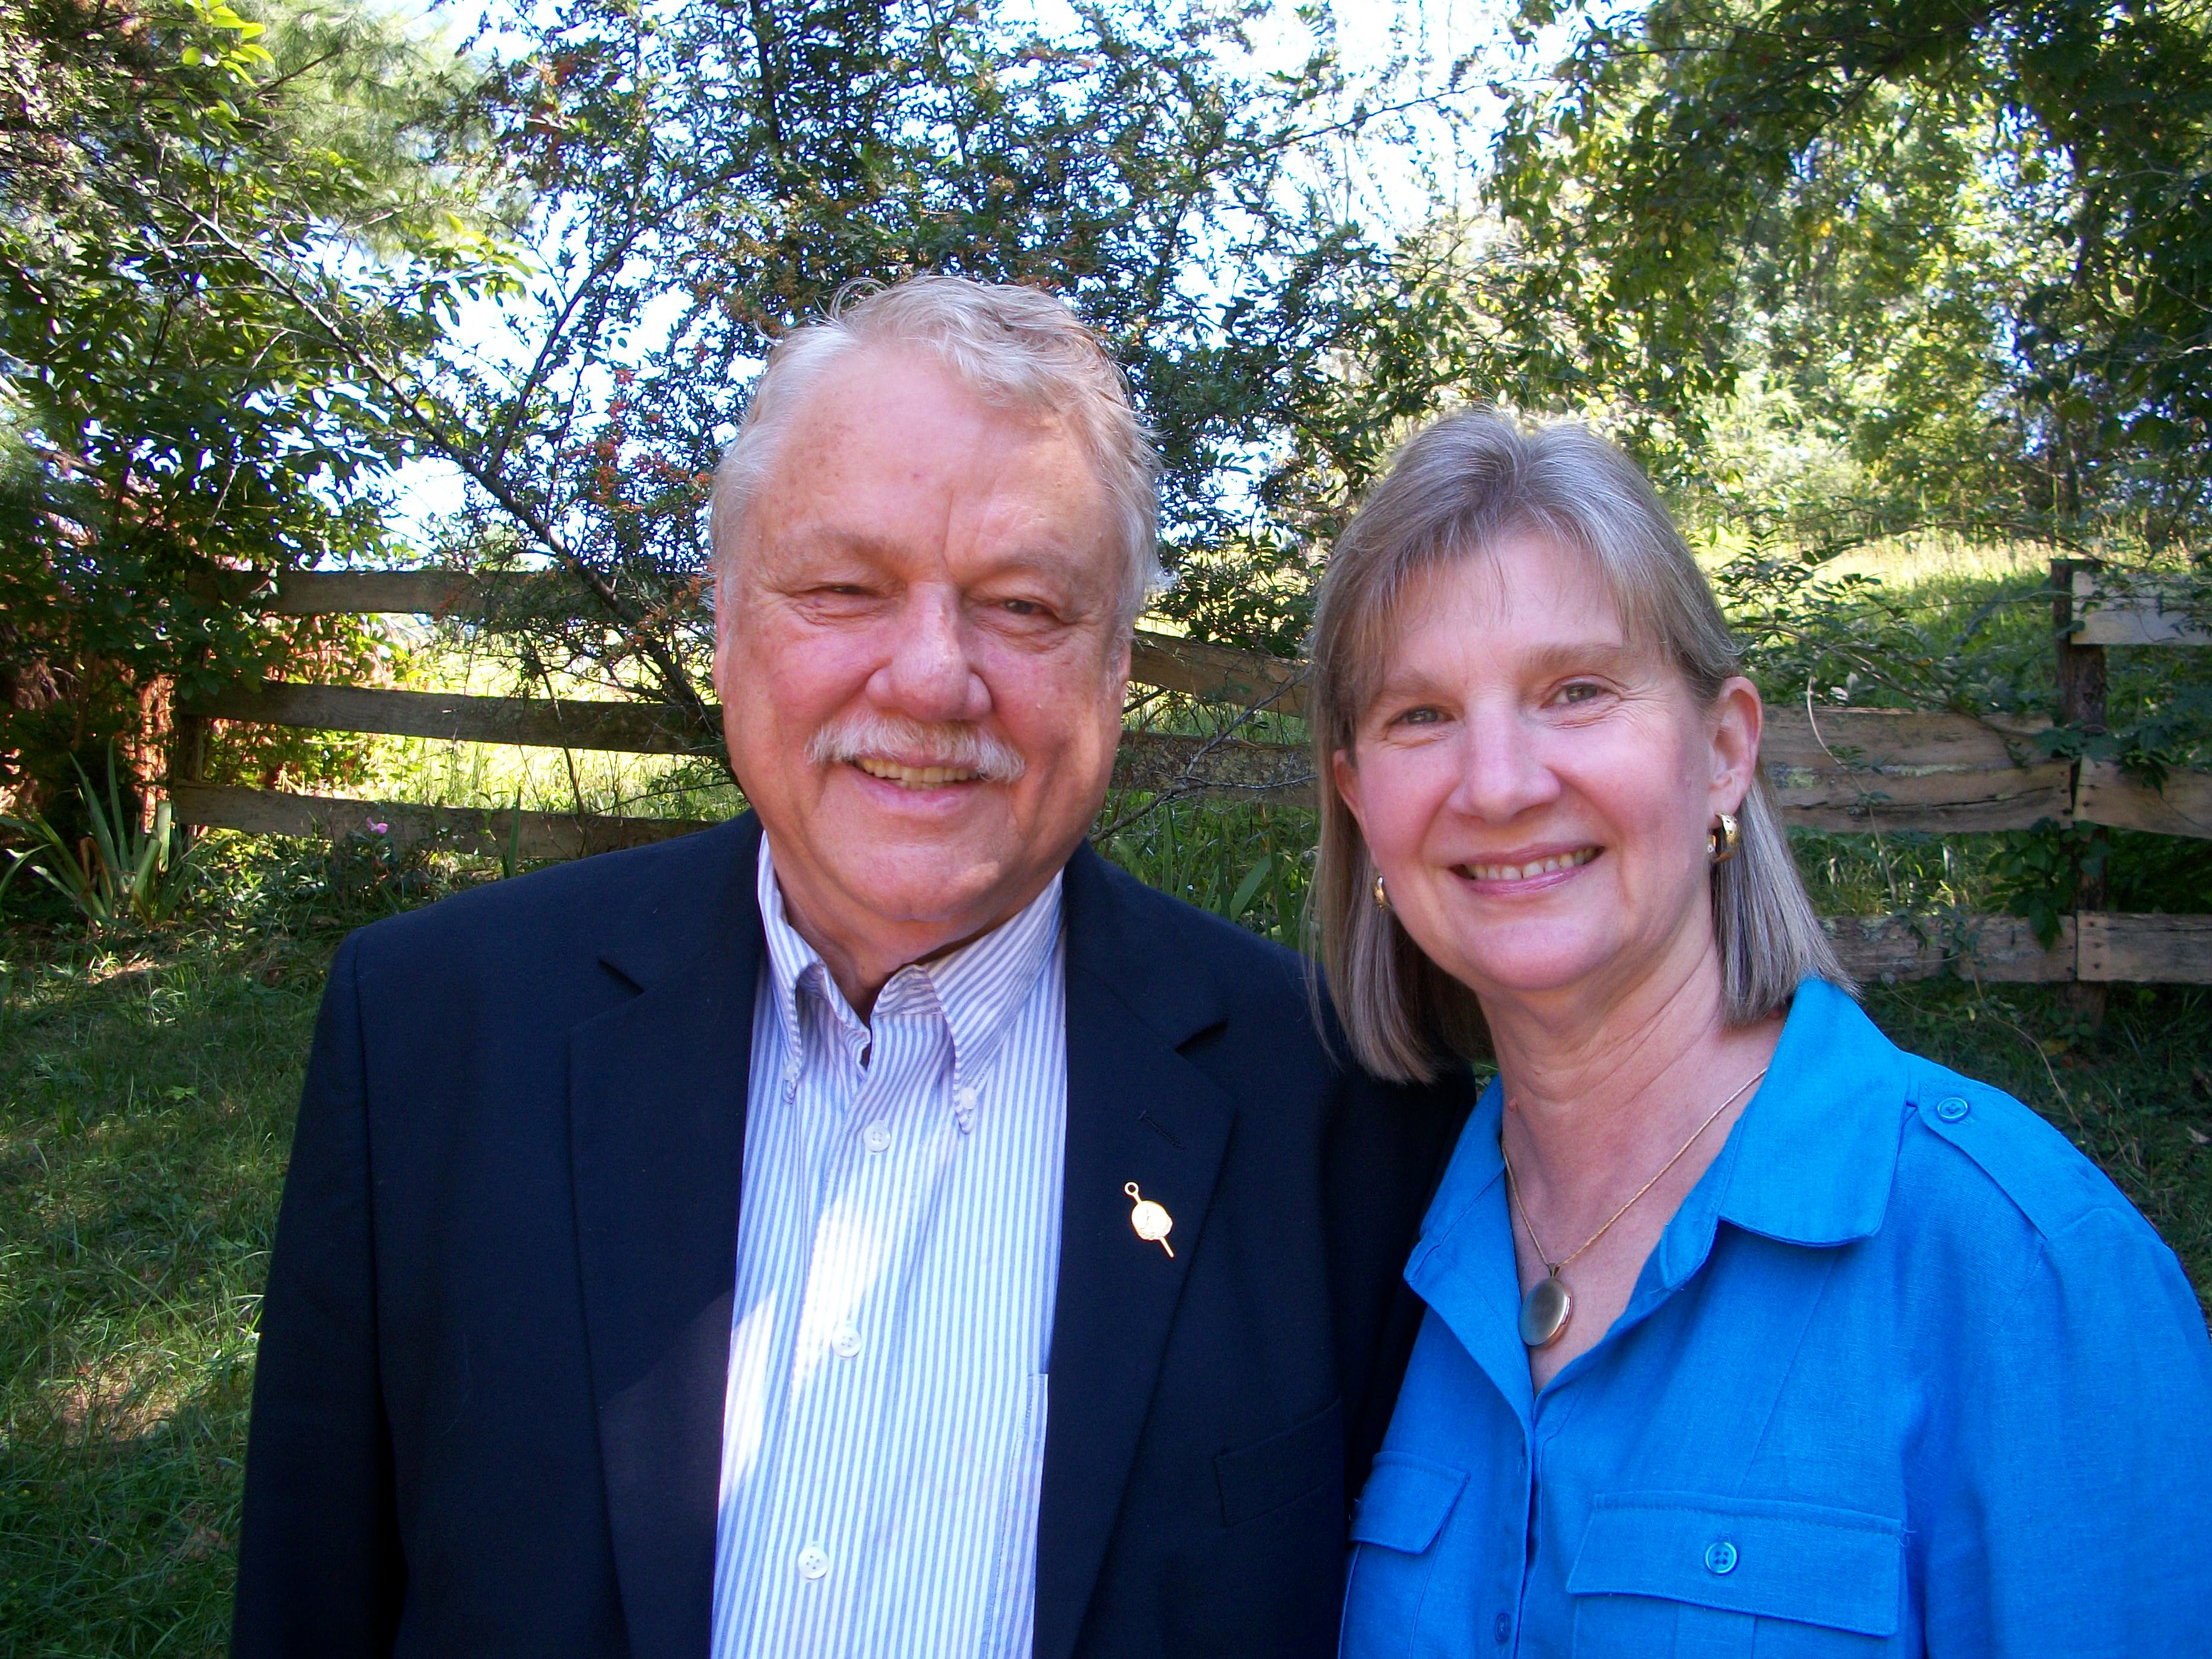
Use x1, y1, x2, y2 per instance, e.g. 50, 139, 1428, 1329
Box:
805, 712, 1027, 782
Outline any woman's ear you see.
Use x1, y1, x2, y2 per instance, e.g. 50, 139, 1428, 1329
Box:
1708, 676, 1764, 814
1332, 748, 1368, 833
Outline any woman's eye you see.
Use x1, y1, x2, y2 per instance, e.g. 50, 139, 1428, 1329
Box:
1390, 705, 1445, 727
1001, 598, 1043, 618
1554, 681, 1606, 706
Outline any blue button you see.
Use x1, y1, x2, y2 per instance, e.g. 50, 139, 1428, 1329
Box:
1704, 1539, 1739, 1576
1493, 1611, 1512, 1643
1935, 1095, 1971, 1123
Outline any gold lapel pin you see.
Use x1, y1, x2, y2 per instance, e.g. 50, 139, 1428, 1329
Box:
1125, 1181, 1174, 1258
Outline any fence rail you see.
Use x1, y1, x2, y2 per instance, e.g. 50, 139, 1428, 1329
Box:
167, 563, 2212, 984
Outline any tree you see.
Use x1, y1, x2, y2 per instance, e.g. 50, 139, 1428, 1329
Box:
1489, 0, 2212, 550
0, 0, 522, 814
196, 0, 1533, 725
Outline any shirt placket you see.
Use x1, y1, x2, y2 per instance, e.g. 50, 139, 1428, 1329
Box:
761, 976, 962, 1654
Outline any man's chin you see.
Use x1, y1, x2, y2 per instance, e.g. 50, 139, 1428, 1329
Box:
820, 849, 1024, 930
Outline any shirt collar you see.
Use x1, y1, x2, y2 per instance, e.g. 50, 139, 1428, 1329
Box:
1660, 977, 1903, 1280
755, 834, 1065, 1101
1421, 979, 1905, 1277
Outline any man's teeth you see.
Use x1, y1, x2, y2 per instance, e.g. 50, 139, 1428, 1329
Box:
1462, 848, 1598, 883
852, 756, 983, 788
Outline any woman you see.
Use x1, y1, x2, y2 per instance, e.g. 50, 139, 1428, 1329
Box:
1314, 410, 2212, 1657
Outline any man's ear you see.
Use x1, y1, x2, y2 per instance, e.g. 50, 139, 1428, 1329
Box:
1708, 675, 1765, 815
709, 569, 737, 702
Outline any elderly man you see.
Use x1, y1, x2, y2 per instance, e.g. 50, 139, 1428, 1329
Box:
232, 278, 1468, 1658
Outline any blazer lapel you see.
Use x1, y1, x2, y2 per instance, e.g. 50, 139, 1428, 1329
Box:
1035, 845, 1237, 1659
569, 814, 765, 1659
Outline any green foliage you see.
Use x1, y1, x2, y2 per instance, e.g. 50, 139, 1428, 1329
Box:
304, 817, 439, 916
1990, 823, 2212, 947
1713, 542, 2053, 716
1094, 794, 1317, 947
1494, 0, 2212, 549
1, 752, 197, 928
0, 0, 523, 808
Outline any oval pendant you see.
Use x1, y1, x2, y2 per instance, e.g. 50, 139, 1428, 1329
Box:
1518, 1273, 1571, 1349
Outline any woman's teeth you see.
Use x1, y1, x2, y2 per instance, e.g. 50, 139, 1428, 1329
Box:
853, 756, 982, 788
1460, 848, 1598, 883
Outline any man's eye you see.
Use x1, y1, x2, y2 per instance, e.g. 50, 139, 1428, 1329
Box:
1555, 681, 1605, 705
1001, 598, 1043, 618
1391, 705, 1445, 727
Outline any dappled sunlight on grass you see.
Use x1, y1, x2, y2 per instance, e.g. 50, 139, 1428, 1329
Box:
1, 930, 318, 1654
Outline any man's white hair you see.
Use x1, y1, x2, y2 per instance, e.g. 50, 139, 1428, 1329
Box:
711, 276, 1163, 627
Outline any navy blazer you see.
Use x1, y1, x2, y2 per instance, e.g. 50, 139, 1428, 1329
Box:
233, 814, 1469, 1658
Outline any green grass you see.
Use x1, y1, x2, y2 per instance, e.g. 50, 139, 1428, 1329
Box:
1, 925, 327, 1656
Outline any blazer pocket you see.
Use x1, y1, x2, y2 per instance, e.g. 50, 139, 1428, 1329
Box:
1566, 1491, 1904, 1656
1213, 1396, 1343, 1527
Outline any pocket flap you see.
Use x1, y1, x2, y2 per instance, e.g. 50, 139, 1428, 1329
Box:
1349, 1453, 1468, 1555
1214, 1396, 1342, 1527
1567, 1492, 1903, 1637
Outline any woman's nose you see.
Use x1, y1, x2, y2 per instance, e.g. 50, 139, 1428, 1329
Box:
874, 589, 989, 723
1448, 705, 1561, 823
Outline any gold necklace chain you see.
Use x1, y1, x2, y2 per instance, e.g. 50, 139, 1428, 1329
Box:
1503, 1065, 1769, 1277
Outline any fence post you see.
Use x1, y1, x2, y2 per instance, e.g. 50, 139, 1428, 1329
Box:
2052, 558, 2108, 1020
165, 700, 207, 848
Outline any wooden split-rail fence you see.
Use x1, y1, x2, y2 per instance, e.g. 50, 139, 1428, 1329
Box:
166, 561, 2212, 986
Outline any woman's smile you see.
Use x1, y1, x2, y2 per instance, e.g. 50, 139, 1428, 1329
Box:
1451, 845, 1601, 889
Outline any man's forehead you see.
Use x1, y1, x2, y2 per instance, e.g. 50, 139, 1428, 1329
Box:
775, 343, 1050, 445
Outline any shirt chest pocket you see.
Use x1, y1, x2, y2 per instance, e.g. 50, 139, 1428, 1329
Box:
1339, 1453, 1468, 1659
1567, 1492, 1904, 1658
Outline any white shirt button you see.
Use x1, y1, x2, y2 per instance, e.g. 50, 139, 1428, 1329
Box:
796, 1543, 830, 1579
831, 1322, 862, 1358
863, 1123, 892, 1154
953, 1084, 979, 1112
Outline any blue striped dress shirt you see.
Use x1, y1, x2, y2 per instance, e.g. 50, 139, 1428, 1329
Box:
709, 836, 1069, 1658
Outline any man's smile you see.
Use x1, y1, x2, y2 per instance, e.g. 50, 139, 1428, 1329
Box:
849, 756, 986, 788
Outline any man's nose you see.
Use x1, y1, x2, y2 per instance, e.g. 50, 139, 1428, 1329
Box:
873, 589, 989, 723
1447, 703, 1561, 823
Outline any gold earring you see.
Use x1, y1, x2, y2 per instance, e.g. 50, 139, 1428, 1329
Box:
1709, 810, 1741, 865
1372, 872, 1391, 912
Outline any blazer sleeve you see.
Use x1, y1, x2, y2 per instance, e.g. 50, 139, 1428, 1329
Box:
232, 935, 405, 1657
1924, 1203, 2212, 1657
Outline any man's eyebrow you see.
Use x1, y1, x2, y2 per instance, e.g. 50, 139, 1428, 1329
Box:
762, 523, 1091, 579
759, 523, 903, 564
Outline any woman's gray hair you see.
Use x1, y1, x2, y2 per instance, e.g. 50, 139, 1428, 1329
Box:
711, 276, 1163, 627
1309, 408, 1853, 1084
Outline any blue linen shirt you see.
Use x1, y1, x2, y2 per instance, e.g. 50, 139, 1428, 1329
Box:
709, 837, 1067, 1659
1341, 979, 2212, 1658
